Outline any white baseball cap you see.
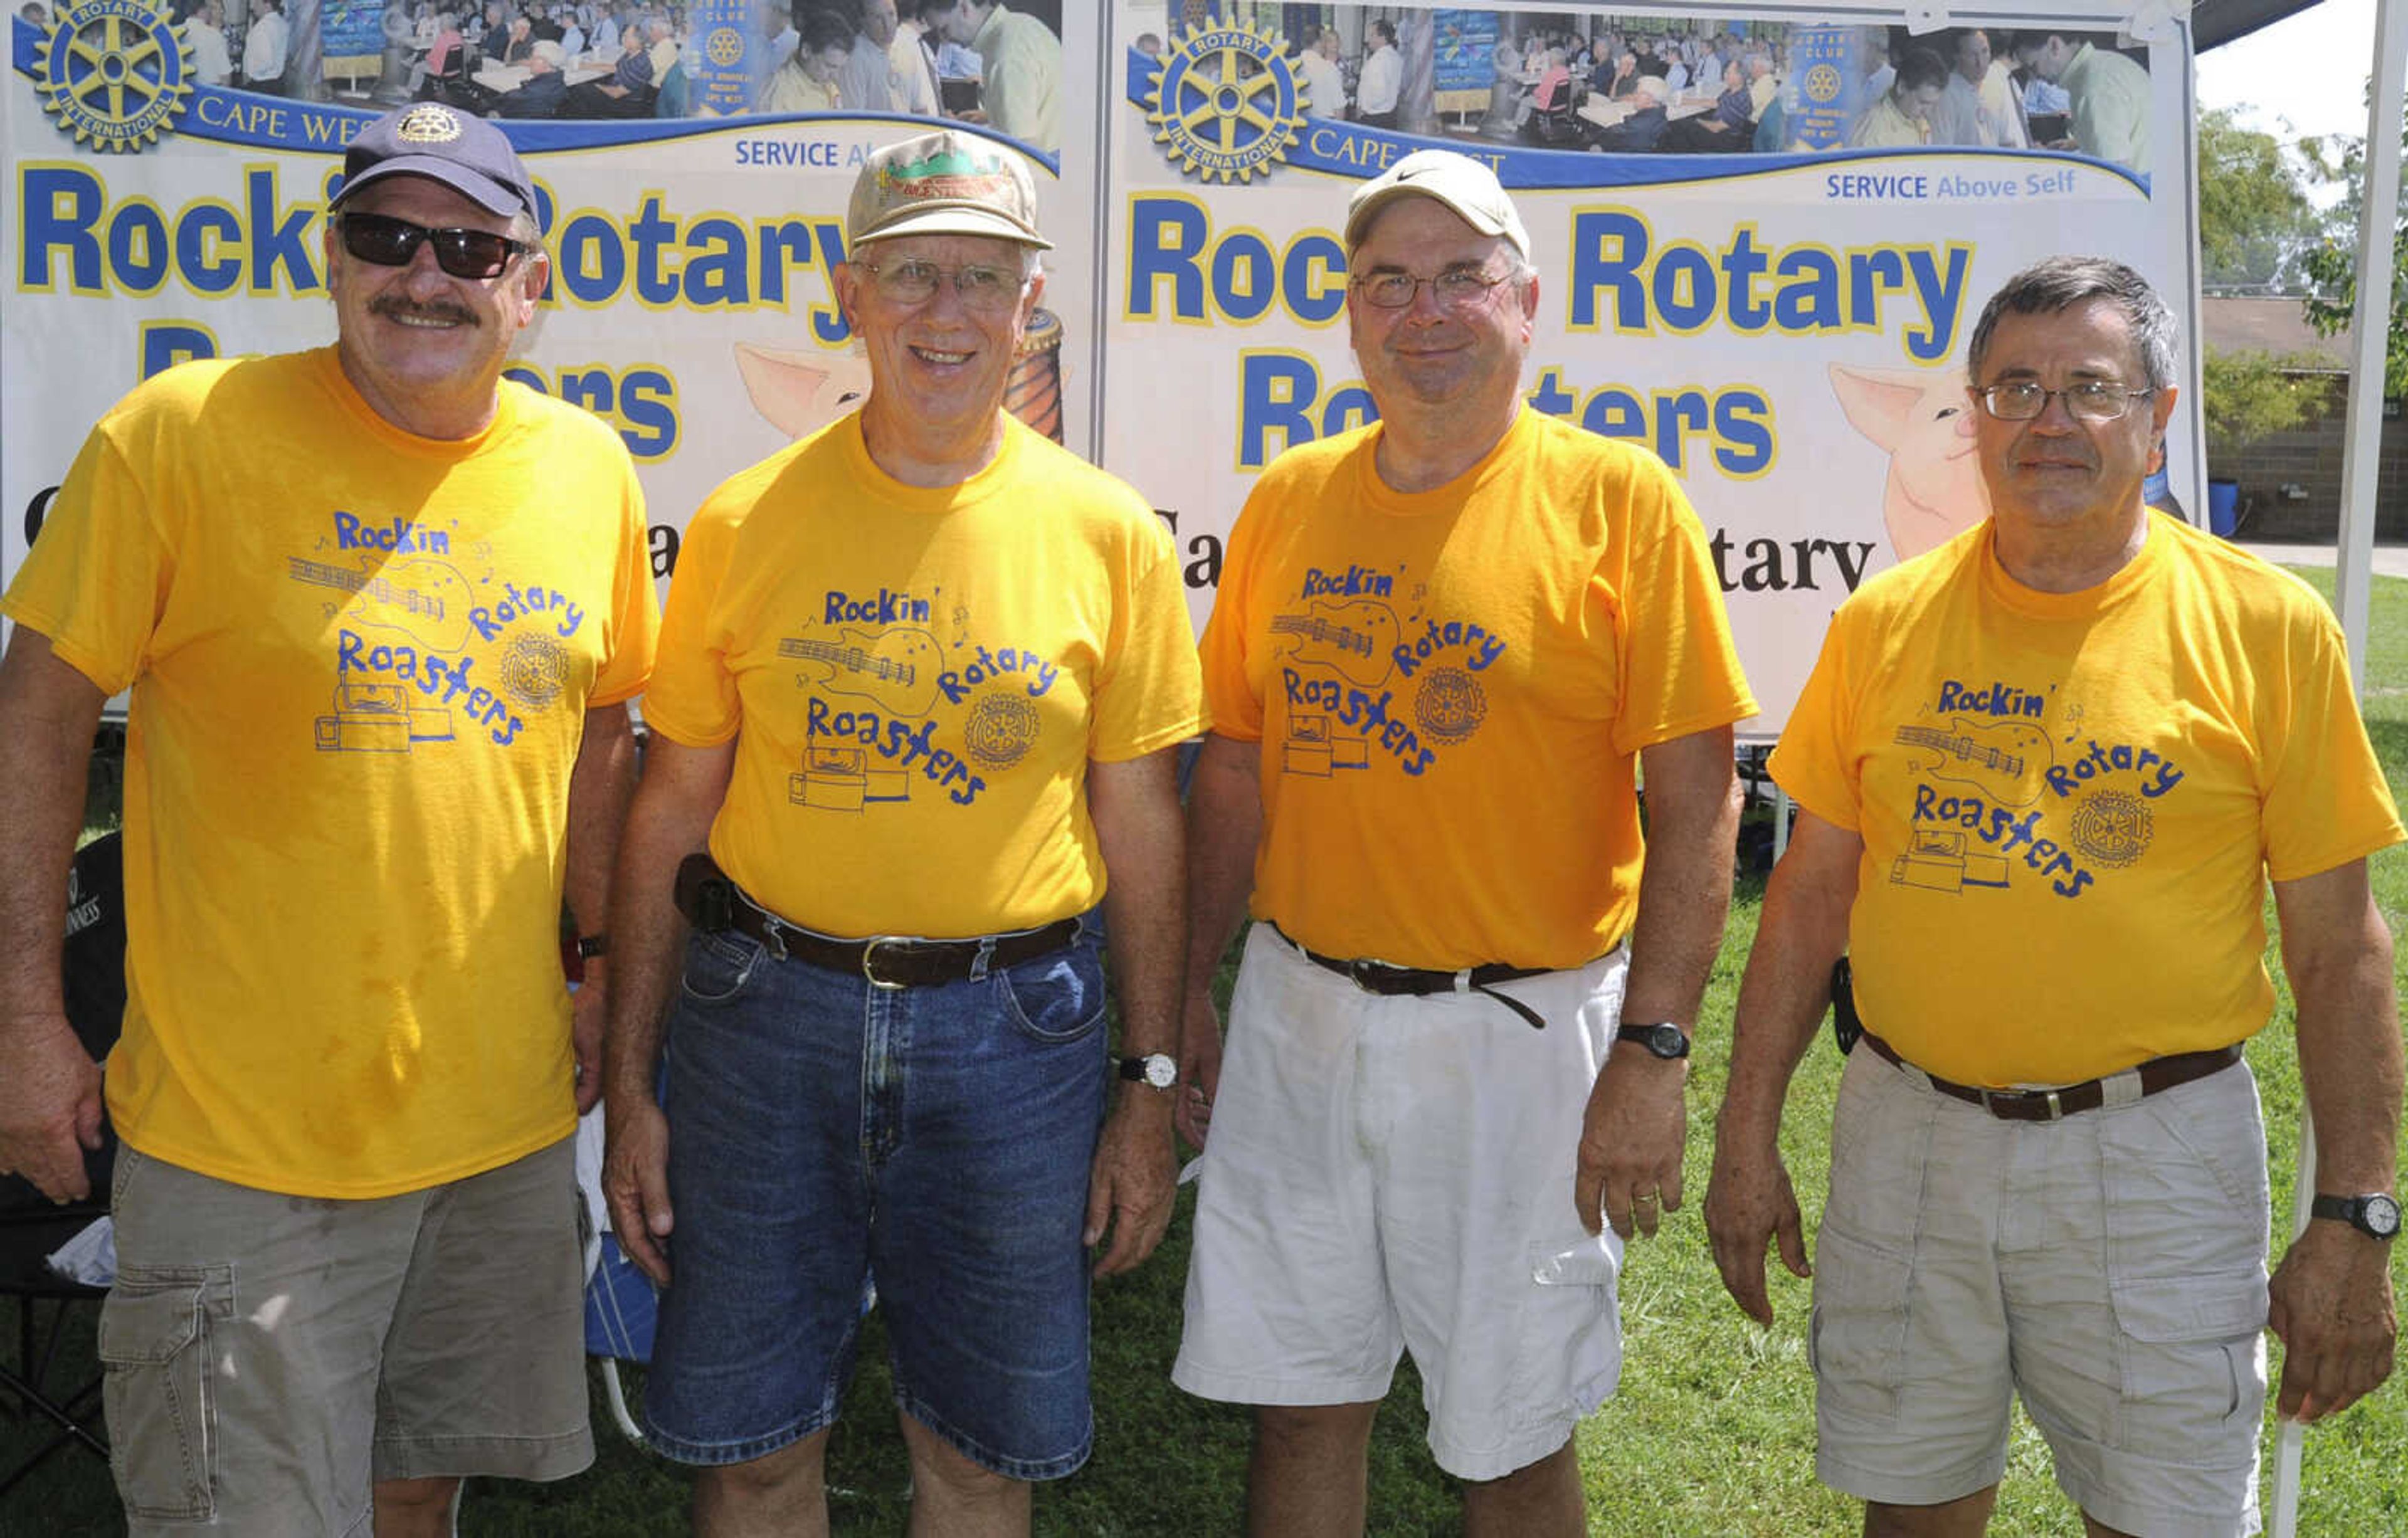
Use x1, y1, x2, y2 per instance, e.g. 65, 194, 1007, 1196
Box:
1343, 149, 1530, 260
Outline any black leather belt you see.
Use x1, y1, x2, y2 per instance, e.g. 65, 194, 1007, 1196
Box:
1860, 1029, 2243, 1122
673, 853, 1079, 990
1274, 922, 1558, 1030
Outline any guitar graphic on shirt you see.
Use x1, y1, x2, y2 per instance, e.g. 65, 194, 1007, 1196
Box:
779, 626, 941, 716
1271, 599, 1399, 687
287, 556, 476, 653
1895, 717, 2052, 805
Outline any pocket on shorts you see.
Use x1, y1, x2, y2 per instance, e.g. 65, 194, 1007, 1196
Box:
1510, 1237, 1623, 1428
2106, 1270, 2268, 1463
680, 929, 766, 1006
1808, 1226, 1913, 1425
99, 1263, 234, 1522
995, 949, 1104, 1044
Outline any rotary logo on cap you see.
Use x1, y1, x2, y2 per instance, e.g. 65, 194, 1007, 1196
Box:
396, 104, 467, 144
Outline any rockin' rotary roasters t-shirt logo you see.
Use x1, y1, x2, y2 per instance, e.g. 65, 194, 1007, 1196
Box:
1144, 18, 1306, 184
33, 0, 193, 152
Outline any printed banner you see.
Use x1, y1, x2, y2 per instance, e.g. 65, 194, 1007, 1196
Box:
1101, 3, 2202, 739
4, 0, 1085, 616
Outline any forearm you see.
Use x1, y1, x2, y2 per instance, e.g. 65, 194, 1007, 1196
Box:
2284, 875, 2402, 1193
1622, 727, 1740, 1024
0, 631, 108, 1022
563, 702, 636, 945
1181, 732, 1262, 1004
601, 739, 731, 1102
1091, 749, 1185, 1059
1718, 808, 1862, 1147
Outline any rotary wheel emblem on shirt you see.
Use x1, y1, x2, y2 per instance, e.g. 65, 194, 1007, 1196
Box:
1144, 18, 1306, 184
36, 0, 192, 153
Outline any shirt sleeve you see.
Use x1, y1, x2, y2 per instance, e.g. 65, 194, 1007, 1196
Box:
1089, 511, 1206, 762
588, 463, 660, 709
1765, 607, 1864, 833
2258, 604, 2404, 881
637, 497, 742, 747
0, 424, 172, 696
1603, 451, 1758, 755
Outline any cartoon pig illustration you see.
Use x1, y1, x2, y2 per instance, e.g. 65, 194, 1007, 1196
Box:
1829, 362, 1992, 564
734, 343, 875, 440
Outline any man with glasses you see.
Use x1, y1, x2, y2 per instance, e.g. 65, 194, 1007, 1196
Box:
1706, 256, 2400, 1537
0, 103, 658, 1533
601, 128, 1199, 1535
1173, 149, 1755, 1535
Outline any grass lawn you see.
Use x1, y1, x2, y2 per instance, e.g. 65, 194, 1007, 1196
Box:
4, 564, 2404, 1535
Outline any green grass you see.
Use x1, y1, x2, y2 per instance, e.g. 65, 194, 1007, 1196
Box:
5, 567, 2405, 1535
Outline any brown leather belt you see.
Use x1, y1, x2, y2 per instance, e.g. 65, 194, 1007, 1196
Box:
673, 853, 1079, 989
1860, 1029, 2242, 1122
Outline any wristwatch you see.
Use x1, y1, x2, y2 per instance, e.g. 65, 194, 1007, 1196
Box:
1615, 1023, 1691, 1060
2310, 1193, 2401, 1241
1119, 1053, 1178, 1089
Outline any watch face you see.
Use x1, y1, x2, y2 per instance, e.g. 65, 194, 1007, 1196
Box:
2368, 1195, 2402, 1238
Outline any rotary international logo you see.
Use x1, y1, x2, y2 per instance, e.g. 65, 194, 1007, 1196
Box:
1144, 17, 1306, 185
395, 103, 466, 142
33, 0, 192, 153
705, 26, 744, 68
1802, 61, 1844, 105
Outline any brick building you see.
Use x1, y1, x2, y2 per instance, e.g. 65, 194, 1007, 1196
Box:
2202, 295, 2407, 540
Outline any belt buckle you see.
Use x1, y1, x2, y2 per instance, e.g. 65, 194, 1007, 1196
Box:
861, 937, 907, 990
758, 915, 789, 964
1983, 1087, 2062, 1121
1346, 957, 1382, 993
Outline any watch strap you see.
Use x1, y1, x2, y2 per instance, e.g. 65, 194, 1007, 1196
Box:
2310, 1193, 2400, 1239
1615, 1022, 1691, 1060
576, 934, 608, 960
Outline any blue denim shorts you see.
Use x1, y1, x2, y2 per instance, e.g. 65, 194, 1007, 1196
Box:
642, 919, 1109, 1480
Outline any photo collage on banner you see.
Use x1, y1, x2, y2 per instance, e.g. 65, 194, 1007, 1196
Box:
1098, 2, 2199, 735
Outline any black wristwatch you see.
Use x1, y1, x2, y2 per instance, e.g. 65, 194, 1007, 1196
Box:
2310, 1193, 2401, 1241
576, 934, 609, 959
1615, 1023, 1691, 1060
1119, 1053, 1178, 1089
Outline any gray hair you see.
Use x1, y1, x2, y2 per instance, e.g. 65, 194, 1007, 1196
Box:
1966, 256, 2177, 390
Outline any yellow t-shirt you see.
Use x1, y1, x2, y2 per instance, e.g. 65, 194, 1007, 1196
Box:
3, 349, 660, 1198
1201, 409, 1758, 971
644, 412, 1204, 937
1773, 514, 2402, 1086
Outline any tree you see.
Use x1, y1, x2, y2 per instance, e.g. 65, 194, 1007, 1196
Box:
2200, 348, 2326, 465
2196, 107, 2320, 292
2298, 88, 2408, 398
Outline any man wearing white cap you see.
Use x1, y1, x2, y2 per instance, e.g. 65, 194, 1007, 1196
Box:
1173, 149, 1755, 1534
603, 128, 1201, 1534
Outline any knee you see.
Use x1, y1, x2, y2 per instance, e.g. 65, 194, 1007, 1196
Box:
1254, 1402, 1378, 1460
902, 1427, 1018, 1503
700, 1436, 826, 1504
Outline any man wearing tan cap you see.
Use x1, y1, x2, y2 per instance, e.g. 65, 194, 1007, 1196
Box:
1173, 149, 1755, 1534
602, 128, 1201, 1534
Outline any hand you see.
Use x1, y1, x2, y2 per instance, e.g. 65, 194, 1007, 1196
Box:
0, 1014, 106, 1204
570, 970, 606, 1115
2268, 1218, 2398, 1422
601, 1089, 674, 1287
1704, 1137, 1811, 1325
1175, 992, 1223, 1152
1084, 1090, 1175, 1278
1574, 1049, 1687, 1240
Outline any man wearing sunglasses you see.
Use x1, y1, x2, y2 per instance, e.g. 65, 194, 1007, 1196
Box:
1173, 149, 1755, 1535
601, 128, 1199, 1535
0, 102, 659, 1534
1708, 256, 2400, 1537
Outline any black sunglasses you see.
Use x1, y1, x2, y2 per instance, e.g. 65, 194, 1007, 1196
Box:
337, 211, 533, 280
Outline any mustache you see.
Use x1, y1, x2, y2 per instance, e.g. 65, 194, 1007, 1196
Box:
367, 294, 478, 327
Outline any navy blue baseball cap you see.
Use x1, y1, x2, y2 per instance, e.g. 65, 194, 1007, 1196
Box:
331, 103, 537, 219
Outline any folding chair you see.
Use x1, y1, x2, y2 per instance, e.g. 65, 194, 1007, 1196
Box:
0, 831, 126, 1495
